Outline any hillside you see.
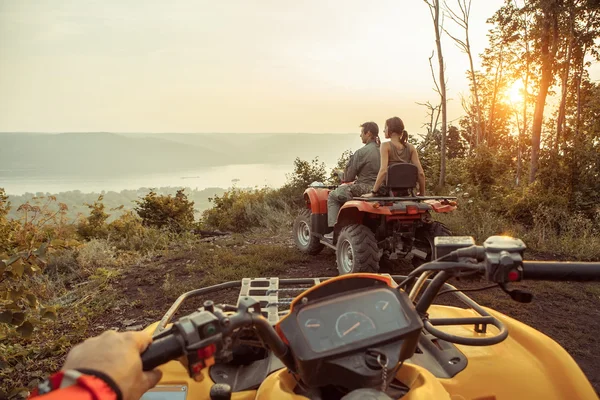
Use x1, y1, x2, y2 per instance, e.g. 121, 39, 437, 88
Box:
0, 132, 360, 179
0, 132, 227, 177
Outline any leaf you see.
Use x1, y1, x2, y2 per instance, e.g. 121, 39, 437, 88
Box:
5, 254, 21, 266
0, 311, 12, 324
26, 293, 37, 307
8, 289, 24, 301
11, 312, 25, 326
11, 259, 24, 277
16, 321, 34, 337
50, 239, 65, 248
5, 301, 22, 311
41, 307, 57, 321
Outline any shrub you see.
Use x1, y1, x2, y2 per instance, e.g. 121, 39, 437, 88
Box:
201, 188, 273, 232
76, 195, 110, 240
278, 157, 328, 208
135, 189, 195, 233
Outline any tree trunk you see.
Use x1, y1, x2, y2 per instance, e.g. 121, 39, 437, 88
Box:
467, 51, 484, 147
433, 1, 447, 188
529, 4, 558, 183
487, 48, 504, 146
556, 3, 575, 152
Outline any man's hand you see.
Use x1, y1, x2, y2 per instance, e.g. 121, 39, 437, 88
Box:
62, 330, 162, 400
361, 192, 375, 198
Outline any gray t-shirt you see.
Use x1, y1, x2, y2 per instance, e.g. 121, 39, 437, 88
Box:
343, 141, 380, 186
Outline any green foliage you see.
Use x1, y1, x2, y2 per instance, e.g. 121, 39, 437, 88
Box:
135, 189, 195, 233
6, 187, 227, 223
202, 157, 331, 232
328, 150, 353, 185
0, 194, 73, 338
77, 195, 110, 240
201, 188, 280, 232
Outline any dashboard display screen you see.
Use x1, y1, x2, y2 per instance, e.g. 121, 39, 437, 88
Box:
141, 386, 187, 400
297, 288, 411, 353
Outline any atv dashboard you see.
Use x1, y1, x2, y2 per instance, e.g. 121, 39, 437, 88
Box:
277, 276, 422, 362
296, 287, 412, 353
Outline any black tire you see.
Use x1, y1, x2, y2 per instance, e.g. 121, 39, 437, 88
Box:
412, 221, 452, 268
336, 224, 379, 275
293, 210, 325, 255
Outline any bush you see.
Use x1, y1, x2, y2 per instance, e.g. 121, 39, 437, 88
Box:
201, 188, 274, 232
77, 195, 110, 240
0, 193, 71, 337
135, 189, 195, 233
278, 157, 328, 208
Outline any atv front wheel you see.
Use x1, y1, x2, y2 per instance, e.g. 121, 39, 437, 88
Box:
412, 221, 452, 268
293, 210, 325, 255
336, 225, 379, 275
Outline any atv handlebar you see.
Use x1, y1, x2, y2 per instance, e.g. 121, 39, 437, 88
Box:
142, 334, 185, 371
522, 261, 600, 281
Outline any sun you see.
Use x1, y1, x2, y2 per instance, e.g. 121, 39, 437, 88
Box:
508, 80, 524, 104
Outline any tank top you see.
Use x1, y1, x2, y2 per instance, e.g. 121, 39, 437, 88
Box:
388, 141, 412, 165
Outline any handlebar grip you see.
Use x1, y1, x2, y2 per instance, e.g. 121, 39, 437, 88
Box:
142, 335, 184, 371
523, 261, 600, 282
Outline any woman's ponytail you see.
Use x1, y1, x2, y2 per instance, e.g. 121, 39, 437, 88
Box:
401, 130, 408, 145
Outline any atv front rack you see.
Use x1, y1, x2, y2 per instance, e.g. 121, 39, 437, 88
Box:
152, 275, 494, 338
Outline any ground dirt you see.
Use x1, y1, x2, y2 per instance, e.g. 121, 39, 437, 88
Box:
3, 231, 599, 397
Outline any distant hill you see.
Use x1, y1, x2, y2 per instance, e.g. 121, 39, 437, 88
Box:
0, 132, 227, 177
0, 132, 358, 178
125, 132, 359, 165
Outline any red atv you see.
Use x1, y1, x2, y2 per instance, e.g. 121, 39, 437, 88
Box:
293, 163, 457, 274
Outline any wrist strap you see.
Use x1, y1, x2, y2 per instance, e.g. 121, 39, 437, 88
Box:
75, 369, 123, 400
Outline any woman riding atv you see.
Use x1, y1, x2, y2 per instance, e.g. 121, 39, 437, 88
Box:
362, 117, 426, 198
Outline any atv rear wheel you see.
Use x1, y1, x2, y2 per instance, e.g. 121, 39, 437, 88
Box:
412, 221, 452, 268
293, 210, 325, 255
336, 225, 379, 275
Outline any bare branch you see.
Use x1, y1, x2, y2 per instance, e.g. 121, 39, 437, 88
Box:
428, 51, 441, 95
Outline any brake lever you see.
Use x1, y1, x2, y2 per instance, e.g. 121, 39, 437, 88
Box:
498, 283, 533, 303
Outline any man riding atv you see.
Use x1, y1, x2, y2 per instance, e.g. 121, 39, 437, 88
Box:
325, 121, 381, 239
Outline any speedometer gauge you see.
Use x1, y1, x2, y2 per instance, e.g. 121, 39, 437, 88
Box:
335, 311, 376, 341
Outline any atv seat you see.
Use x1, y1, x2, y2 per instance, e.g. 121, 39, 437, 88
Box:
384, 163, 417, 197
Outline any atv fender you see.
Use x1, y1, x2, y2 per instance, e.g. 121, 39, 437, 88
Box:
334, 201, 391, 235
303, 187, 330, 235
303, 187, 329, 214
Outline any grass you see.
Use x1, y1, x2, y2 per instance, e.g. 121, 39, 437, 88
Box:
436, 205, 600, 261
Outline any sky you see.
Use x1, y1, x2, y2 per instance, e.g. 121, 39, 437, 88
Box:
1, 0, 597, 135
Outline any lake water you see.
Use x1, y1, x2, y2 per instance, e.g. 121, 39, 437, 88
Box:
1, 163, 299, 195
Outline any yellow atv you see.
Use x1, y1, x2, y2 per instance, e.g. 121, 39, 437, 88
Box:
139, 236, 600, 400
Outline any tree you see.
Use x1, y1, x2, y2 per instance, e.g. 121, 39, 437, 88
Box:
529, 0, 561, 183
444, 0, 484, 146
424, 0, 448, 188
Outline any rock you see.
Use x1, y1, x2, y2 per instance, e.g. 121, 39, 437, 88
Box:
122, 319, 136, 326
